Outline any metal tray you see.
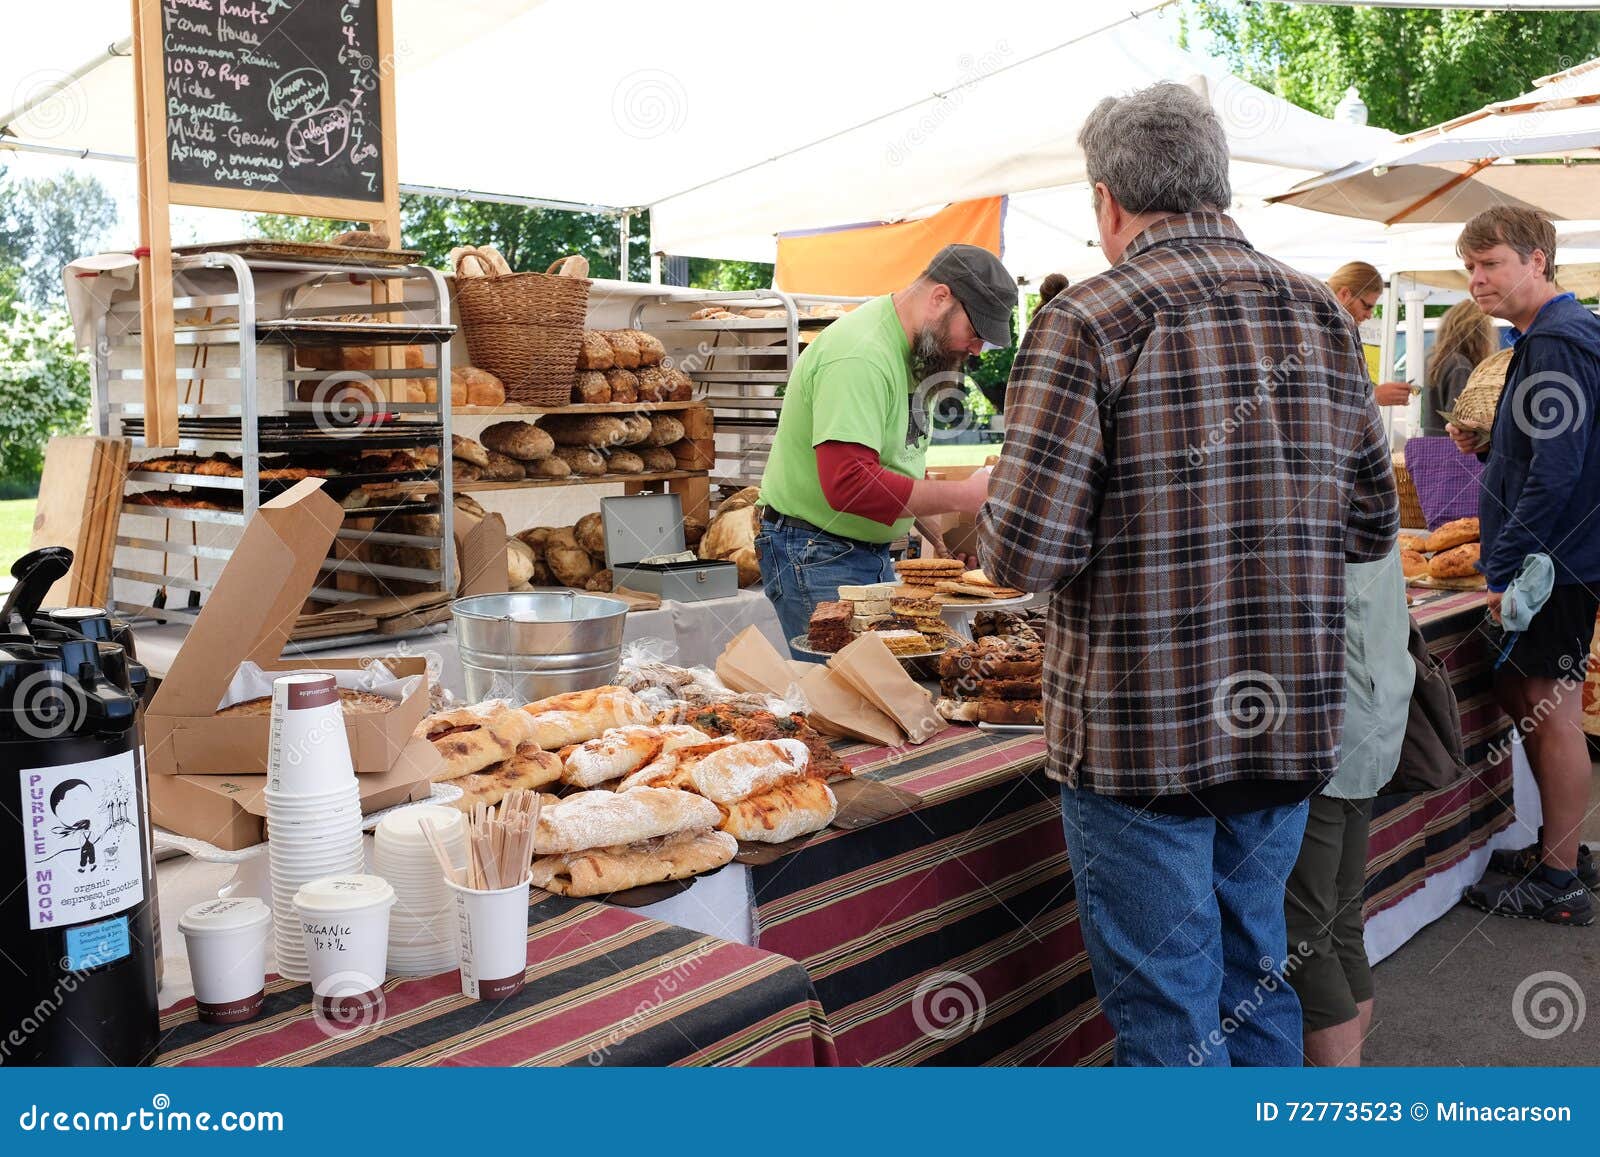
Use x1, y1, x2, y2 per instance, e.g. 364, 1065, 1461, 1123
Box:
173, 238, 426, 267
788, 633, 952, 663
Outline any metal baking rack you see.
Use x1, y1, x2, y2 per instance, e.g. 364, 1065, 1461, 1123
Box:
93, 251, 456, 640
628, 289, 864, 491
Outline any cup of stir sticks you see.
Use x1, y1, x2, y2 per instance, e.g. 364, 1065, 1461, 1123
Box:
420, 791, 540, 1002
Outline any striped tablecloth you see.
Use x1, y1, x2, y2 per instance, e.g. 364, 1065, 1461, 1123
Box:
1367, 589, 1515, 915
749, 590, 1512, 1067
749, 727, 1111, 1067
156, 895, 837, 1067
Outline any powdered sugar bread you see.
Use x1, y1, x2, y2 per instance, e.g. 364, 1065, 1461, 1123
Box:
561, 726, 667, 788
616, 737, 740, 792
687, 738, 811, 804
521, 685, 653, 749
534, 786, 720, 854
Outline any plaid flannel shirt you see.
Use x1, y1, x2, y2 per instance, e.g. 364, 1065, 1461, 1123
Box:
977, 212, 1396, 796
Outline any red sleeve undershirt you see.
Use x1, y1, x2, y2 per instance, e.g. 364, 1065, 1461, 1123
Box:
815, 440, 914, 526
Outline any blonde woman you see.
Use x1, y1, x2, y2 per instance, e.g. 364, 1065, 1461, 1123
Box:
1327, 261, 1413, 407
1421, 299, 1495, 436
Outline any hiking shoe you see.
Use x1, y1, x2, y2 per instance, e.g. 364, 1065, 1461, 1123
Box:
1464, 872, 1594, 926
1487, 842, 1599, 891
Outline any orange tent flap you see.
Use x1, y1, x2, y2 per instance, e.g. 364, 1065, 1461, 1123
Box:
775, 197, 1004, 297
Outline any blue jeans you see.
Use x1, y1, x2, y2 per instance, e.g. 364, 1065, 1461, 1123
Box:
754, 518, 893, 660
1059, 783, 1310, 1066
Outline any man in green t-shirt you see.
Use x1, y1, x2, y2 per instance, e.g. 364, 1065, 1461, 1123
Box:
756, 245, 1017, 653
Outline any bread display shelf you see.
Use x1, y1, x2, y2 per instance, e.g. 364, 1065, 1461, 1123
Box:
96, 249, 456, 644
455, 469, 702, 494
453, 401, 698, 417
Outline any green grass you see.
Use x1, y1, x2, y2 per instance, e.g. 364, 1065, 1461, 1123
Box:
925, 442, 1002, 466
0, 498, 37, 570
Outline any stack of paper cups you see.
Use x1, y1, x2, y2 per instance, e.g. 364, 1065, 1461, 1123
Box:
293, 875, 396, 1027
374, 806, 468, 976
264, 673, 364, 982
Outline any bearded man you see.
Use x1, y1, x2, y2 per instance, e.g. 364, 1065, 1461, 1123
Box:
756, 245, 1017, 654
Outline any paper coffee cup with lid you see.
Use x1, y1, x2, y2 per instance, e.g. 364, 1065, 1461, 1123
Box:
179, 897, 272, 1025
293, 874, 396, 1025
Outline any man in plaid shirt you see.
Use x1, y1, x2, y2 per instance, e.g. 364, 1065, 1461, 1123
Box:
978, 83, 1397, 1066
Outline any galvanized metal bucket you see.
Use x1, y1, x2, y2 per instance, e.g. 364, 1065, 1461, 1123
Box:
452, 590, 629, 703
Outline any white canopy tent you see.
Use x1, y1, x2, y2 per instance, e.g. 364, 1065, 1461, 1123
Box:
1, 1, 1392, 263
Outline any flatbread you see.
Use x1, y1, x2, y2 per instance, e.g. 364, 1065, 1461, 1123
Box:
521, 685, 653, 750
718, 776, 837, 843
616, 737, 739, 792
449, 747, 563, 809
531, 829, 737, 897
415, 705, 538, 781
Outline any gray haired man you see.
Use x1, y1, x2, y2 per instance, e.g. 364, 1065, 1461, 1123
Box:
977, 83, 1397, 1065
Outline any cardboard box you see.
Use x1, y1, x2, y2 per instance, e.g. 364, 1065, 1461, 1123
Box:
921, 465, 984, 558
149, 738, 441, 850
143, 480, 431, 776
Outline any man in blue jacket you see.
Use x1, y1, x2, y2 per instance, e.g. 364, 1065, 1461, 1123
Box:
1447, 207, 1600, 926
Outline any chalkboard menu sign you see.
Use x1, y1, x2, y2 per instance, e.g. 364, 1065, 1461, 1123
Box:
161, 0, 387, 205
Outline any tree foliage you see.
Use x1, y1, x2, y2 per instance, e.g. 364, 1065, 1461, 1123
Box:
0, 168, 118, 308
0, 305, 91, 484
1190, 2, 1600, 132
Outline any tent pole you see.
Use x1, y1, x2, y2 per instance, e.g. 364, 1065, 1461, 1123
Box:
0, 37, 131, 134
619, 210, 631, 282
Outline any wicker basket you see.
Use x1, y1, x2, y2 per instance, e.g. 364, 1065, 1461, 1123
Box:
453, 255, 591, 406
1392, 453, 1426, 529
1441, 346, 1513, 433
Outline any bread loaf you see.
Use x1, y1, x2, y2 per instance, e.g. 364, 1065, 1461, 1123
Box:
626, 330, 666, 366
452, 366, 505, 407
416, 705, 538, 781
617, 414, 653, 445
605, 368, 638, 403
453, 460, 483, 484
520, 686, 655, 752
526, 456, 573, 479
540, 414, 628, 448
516, 526, 555, 554
547, 544, 597, 587
552, 446, 606, 476
479, 449, 526, 482
718, 777, 838, 844
576, 330, 615, 371
574, 513, 606, 556
533, 786, 720, 855
573, 371, 611, 405
642, 414, 686, 448
663, 365, 695, 401
607, 450, 645, 474
561, 726, 667, 788
481, 420, 556, 461
639, 447, 678, 472
585, 569, 613, 592
687, 739, 812, 805
531, 828, 736, 896
602, 330, 641, 370
507, 538, 536, 585
635, 366, 671, 402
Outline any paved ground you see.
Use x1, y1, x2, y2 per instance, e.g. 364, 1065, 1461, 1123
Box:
1363, 763, 1600, 1066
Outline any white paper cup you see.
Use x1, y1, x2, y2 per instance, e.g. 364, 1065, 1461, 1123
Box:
268, 674, 357, 795
447, 874, 531, 1001
293, 875, 396, 1018
179, 897, 271, 1024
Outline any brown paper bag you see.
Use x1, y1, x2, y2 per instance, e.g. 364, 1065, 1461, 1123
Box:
829, 633, 943, 745
797, 664, 903, 746
715, 625, 804, 699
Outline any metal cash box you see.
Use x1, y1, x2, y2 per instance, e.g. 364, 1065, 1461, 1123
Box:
601, 494, 739, 602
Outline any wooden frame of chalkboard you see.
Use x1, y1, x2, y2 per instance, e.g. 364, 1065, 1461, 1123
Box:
130, 0, 401, 446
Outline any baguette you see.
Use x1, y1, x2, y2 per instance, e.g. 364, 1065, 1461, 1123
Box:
533, 786, 721, 854
521, 685, 653, 749
686, 738, 812, 804
531, 828, 736, 896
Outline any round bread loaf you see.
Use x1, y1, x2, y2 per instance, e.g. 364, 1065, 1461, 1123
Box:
481, 420, 556, 461
1424, 517, 1479, 553
1428, 542, 1481, 579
